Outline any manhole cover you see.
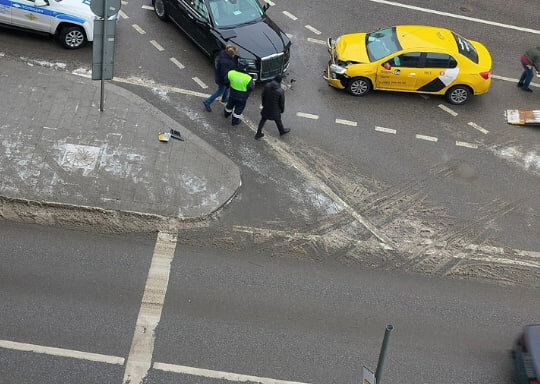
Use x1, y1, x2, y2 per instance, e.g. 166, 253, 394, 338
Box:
61, 144, 101, 170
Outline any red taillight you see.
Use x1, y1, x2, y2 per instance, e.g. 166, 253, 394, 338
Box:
480, 70, 491, 80
529, 380, 539, 384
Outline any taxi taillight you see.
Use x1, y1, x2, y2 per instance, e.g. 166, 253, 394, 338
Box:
480, 71, 491, 80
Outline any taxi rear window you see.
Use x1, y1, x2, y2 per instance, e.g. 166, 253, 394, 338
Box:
452, 32, 478, 63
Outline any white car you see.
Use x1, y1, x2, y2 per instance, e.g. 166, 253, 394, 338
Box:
0, 0, 96, 49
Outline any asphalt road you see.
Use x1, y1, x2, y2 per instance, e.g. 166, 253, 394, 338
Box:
1, 221, 539, 384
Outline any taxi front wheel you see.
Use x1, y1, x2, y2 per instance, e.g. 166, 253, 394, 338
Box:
446, 85, 471, 105
346, 77, 372, 96
59, 26, 86, 49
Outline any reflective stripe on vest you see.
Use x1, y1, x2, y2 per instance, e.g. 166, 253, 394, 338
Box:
228, 70, 252, 91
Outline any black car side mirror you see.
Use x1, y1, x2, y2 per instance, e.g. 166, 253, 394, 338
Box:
262, 3, 269, 11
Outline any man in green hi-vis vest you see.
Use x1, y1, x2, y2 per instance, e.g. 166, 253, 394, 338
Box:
224, 61, 255, 126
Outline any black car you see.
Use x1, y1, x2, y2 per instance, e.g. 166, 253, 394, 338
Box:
513, 324, 540, 384
152, 0, 291, 81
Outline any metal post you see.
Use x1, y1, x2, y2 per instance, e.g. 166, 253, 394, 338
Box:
99, 0, 107, 111
375, 324, 393, 384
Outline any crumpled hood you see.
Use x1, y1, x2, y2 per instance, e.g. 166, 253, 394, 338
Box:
224, 18, 288, 58
336, 32, 370, 63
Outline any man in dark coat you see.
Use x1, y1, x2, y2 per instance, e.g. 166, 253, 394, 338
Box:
203, 45, 238, 112
255, 75, 290, 140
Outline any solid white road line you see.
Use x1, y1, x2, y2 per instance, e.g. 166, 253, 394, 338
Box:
438, 104, 458, 116
0, 340, 124, 365
416, 134, 438, 142
282, 11, 297, 20
335, 118, 357, 127
141, 4, 153, 9
296, 112, 319, 119
123, 232, 177, 384
307, 38, 326, 45
154, 362, 313, 384
305, 25, 321, 35
375, 126, 396, 134
456, 141, 478, 149
119, 10, 129, 19
366, 0, 540, 34
150, 40, 165, 51
492, 74, 539, 88
169, 57, 185, 69
132, 24, 146, 34
467, 121, 489, 134
192, 77, 209, 89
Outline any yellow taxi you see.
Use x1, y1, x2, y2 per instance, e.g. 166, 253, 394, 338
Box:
324, 25, 492, 105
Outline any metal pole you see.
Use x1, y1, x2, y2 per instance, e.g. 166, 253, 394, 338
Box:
375, 324, 393, 384
100, 0, 107, 111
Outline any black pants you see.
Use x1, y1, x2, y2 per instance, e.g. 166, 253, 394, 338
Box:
257, 116, 285, 135
224, 97, 248, 124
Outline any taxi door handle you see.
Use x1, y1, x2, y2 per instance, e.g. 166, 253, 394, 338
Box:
408, 73, 416, 76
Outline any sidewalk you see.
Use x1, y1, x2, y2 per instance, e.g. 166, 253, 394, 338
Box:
0, 55, 241, 221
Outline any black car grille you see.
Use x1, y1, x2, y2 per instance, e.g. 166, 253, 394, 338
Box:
260, 53, 284, 81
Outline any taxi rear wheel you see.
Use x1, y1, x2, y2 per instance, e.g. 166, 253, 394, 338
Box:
346, 77, 372, 96
59, 26, 86, 49
446, 85, 471, 105
154, 0, 169, 20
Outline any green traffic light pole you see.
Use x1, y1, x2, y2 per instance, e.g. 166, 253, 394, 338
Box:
375, 324, 394, 384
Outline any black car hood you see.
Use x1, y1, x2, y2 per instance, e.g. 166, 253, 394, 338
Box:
218, 18, 289, 58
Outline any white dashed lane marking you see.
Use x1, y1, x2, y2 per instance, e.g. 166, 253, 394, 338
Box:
307, 37, 326, 45
296, 112, 319, 119
170, 57, 185, 69
192, 77, 209, 89
335, 118, 357, 127
416, 134, 438, 142
286, 33, 294, 38
264, 0, 275, 5
305, 25, 321, 35
0, 340, 124, 365
150, 40, 165, 51
438, 104, 458, 116
468, 121, 489, 134
282, 11, 297, 20
119, 10, 128, 19
132, 24, 146, 34
366, 0, 540, 34
142, 4, 153, 9
121, 0, 127, 4
375, 126, 397, 134
456, 141, 478, 149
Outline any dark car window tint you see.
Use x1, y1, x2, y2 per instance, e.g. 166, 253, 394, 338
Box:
452, 32, 478, 63
188, 0, 209, 20
389, 52, 421, 67
425, 52, 457, 68
208, 0, 263, 27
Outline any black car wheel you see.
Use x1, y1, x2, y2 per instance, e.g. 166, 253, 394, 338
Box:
154, 0, 168, 20
346, 77, 372, 96
59, 26, 86, 49
446, 85, 471, 105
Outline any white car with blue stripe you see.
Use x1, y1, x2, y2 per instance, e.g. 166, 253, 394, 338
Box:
0, 0, 96, 49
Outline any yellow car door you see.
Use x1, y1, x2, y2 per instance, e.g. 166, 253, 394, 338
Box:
376, 52, 422, 91
416, 52, 459, 93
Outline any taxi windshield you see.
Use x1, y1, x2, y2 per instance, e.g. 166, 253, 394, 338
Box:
365, 27, 402, 61
208, 0, 264, 27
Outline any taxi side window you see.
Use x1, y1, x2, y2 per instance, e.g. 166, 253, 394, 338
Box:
389, 52, 422, 68
425, 53, 457, 68
188, 0, 209, 20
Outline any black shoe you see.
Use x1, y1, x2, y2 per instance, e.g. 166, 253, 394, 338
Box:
517, 82, 523, 87
224, 111, 231, 118
523, 88, 533, 92
232, 120, 241, 126
203, 101, 211, 112
280, 128, 291, 136
255, 133, 264, 140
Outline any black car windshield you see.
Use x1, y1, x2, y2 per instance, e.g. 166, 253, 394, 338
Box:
452, 32, 479, 63
365, 27, 402, 61
208, 0, 264, 27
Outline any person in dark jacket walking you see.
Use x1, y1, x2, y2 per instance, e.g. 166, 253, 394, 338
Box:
224, 62, 254, 126
518, 45, 540, 92
203, 45, 238, 111
255, 75, 290, 140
